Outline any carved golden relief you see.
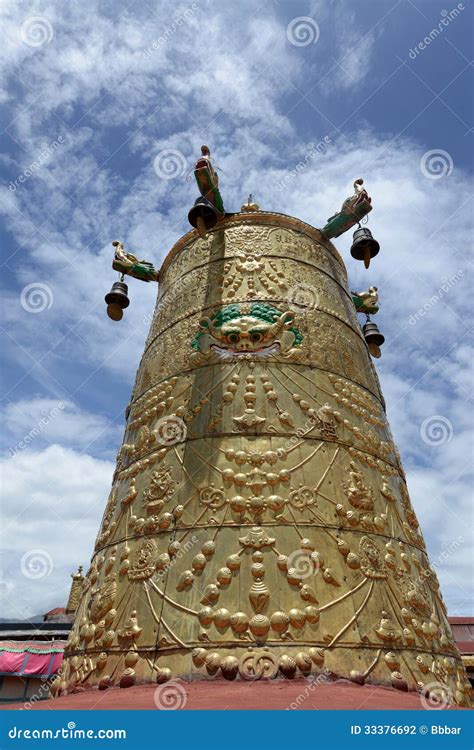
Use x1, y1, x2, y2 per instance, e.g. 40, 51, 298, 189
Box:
57, 214, 470, 706
88, 575, 116, 624
359, 536, 388, 579
142, 467, 175, 514
127, 539, 158, 581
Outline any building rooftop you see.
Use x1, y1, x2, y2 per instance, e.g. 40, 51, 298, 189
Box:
44, 608, 67, 617
0, 622, 71, 640
448, 617, 474, 655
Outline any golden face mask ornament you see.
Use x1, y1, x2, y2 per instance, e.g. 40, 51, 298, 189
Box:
191, 303, 303, 360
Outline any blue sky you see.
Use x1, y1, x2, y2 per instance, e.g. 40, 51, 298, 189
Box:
0, 0, 472, 619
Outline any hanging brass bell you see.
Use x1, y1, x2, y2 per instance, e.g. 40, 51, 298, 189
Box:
105, 281, 130, 321
188, 197, 219, 239
363, 320, 385, 359
350, 227, 380, 269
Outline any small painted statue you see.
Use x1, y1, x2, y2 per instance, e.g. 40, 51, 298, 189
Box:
112, 241, 159, 282
193, 145, 225, 215
351, 286, 379, 315
322, 178, 372, 239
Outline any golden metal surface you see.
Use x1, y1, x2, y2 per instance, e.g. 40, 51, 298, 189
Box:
58, 214, 471, 704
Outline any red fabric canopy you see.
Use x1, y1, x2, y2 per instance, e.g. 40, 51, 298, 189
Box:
0, 641, 65, 677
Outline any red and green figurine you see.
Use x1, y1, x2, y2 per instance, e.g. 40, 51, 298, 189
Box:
188, 145, 225, 238
322, 179, 380, 269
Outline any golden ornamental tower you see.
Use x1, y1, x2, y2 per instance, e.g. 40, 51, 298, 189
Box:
57, 189, 470, 705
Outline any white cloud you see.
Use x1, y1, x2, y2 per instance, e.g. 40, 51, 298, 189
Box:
1, 398, 119, 458
326, 20, 377, 91
0, 445, 114, 619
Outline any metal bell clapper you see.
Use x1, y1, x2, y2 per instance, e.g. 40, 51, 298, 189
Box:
188, 197, 220, 239
350, 226, 380, 269
363, 316, 385, 359
105, 280, 130, 321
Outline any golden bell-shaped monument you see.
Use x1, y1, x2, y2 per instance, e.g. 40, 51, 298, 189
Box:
58, 209, 471, 705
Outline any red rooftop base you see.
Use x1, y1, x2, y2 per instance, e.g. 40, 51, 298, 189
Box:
1, 680, 467, 711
